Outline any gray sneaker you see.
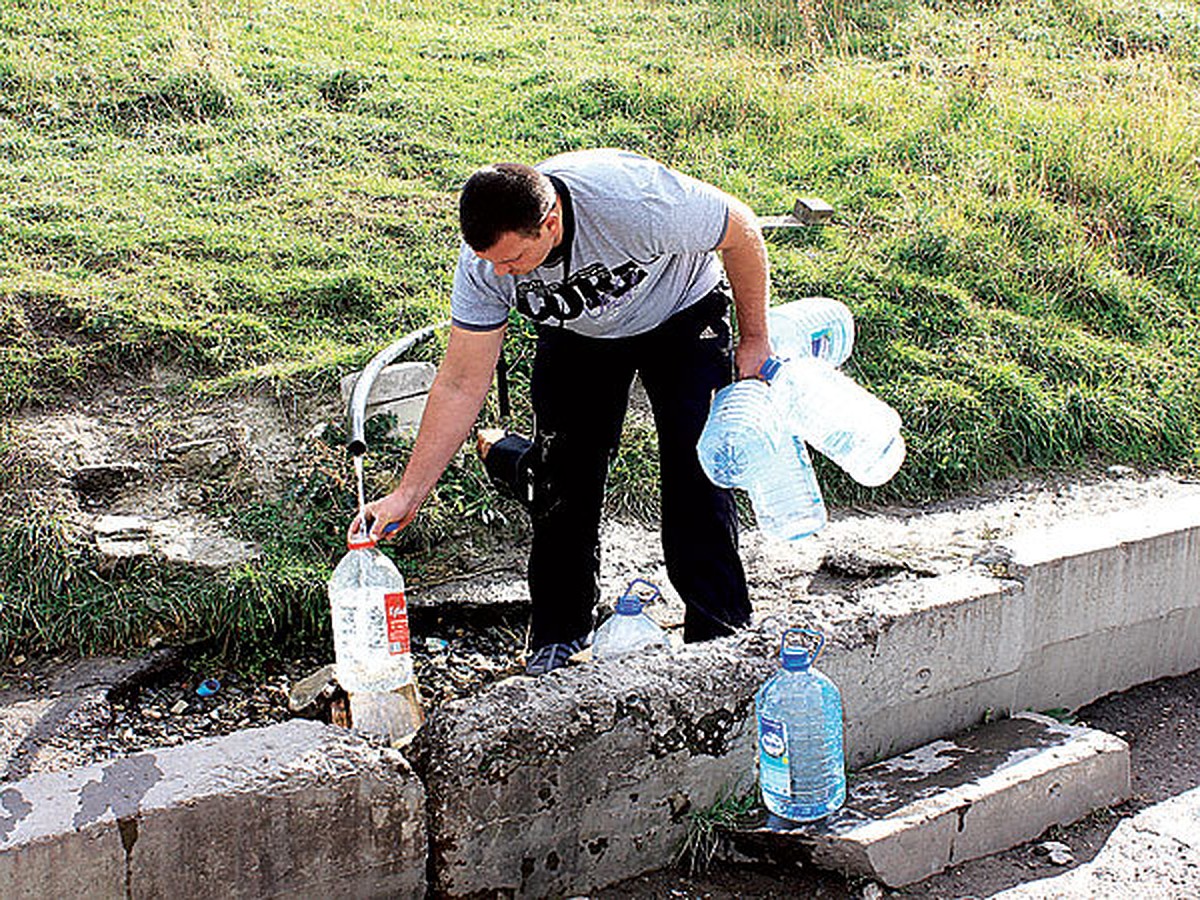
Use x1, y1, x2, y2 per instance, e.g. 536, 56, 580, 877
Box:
525, 637, 589, 676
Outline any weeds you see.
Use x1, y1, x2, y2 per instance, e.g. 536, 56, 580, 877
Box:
3, 0, 1200, 657
675, 789, 760, 876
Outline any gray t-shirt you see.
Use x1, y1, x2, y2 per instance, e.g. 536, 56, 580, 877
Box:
451, 149, 730, 338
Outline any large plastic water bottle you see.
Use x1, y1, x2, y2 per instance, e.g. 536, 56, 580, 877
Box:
696, 380, 826, 540
761, 355, 905, 487
697, 379, 782, 489
747, 434, 827, 541
328, 532, 414, 692
591, 578, 669, 660
768, 297, 855, 366
755, 628, 846, 822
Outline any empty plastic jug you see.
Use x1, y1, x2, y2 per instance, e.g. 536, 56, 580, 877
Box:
697, 379, 782, 489
328, 531, 414, 692
768, 297, 855, 366
755, 628, 846, 822
592, 578, 669, 660
761, 355, 905, 487
696, 380, 826, 540
747, 434, 827, 541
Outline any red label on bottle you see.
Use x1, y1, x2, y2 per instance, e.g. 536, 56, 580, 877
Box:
384, 591, 410, 655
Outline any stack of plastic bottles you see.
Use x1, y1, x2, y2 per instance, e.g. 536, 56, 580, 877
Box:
697, 297, 905, 541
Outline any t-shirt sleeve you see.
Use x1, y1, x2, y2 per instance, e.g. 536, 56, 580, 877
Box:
636, 164, 730, 258
450, 243, 511, 331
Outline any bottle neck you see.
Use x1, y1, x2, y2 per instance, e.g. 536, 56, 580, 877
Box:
614, 594, 643, 615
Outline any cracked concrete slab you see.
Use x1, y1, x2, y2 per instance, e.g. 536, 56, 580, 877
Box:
992, 785, 1200, 898
0, 721, 426, 899
728, 712, 1130, 887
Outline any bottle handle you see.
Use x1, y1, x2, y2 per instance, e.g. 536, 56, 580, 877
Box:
624, 578, 662, 605
781, 628, 825, 664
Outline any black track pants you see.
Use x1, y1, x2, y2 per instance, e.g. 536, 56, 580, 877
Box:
525, 287, 751, 648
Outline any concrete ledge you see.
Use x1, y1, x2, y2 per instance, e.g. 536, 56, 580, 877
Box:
0, 721, 426, 899
414, 634, 778, 898
415, 496, 1200, 895
796, 712, 1130, 887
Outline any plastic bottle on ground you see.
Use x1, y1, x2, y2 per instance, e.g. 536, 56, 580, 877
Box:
328, 533, 414, 692
755, 628, 846, 822
696, 379, 827, 540
768, 297, 855, 366
760, 355, 906, 487
591, 579, 669, 660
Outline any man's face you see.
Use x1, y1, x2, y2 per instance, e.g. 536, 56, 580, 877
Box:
476, 208, 560, 277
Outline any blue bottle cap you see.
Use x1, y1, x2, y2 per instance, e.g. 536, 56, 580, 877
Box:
615, 592, 643, 615
779, 628, 825, 671
758, 355, 784, 383
616, 578, 661, 615
196, 678, 221, 697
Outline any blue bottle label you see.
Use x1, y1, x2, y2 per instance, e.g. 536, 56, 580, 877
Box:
758, 713, 791, 797
811, 327, 831, 358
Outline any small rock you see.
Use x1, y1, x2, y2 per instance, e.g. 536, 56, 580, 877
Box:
1036, 841, 1074, 866
170, 699, 188, 715
861, 883, 885, 900
1048, 848, 1073, 866
288, 663, 342, 716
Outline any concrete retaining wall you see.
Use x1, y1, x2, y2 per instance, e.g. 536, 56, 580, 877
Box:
3, 496, 1199, 897
0, 720, 426, 899
415, 495, 1200, 895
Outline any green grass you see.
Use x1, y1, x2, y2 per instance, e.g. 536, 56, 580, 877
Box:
2, 0, 1200, 658
675, 788, 760, 876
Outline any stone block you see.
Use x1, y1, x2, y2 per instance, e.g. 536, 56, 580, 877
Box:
0, 721, 426, 900
730, 712, 1130, 888
361, 395, 428, 439
340, 362, 436, 406
415, 631, 778, 898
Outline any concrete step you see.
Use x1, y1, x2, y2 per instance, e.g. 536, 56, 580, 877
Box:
728, 711, 1130, 888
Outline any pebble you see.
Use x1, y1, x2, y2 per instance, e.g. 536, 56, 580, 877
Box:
170, 700, 188, 715
1036, 840, 1074, 866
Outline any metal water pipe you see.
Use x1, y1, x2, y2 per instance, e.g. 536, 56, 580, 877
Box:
345, 320, 449, 457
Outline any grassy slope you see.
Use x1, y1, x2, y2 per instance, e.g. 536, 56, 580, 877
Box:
1, 0, 1198, 657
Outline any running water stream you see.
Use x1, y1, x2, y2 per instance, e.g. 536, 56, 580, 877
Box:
354, 454, 366, 527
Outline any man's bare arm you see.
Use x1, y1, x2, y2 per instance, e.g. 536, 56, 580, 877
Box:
355, 324, 505, 540
716, 194, 772, 379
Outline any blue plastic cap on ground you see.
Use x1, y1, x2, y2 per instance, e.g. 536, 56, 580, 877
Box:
196, 678, 221, 697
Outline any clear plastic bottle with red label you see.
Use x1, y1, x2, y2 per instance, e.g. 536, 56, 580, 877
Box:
328, 533, 414, 693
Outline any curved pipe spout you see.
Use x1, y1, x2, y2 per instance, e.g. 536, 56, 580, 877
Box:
345, 320, 449, 457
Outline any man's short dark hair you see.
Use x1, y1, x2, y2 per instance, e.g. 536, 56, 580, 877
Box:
459, 163, 556, 252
